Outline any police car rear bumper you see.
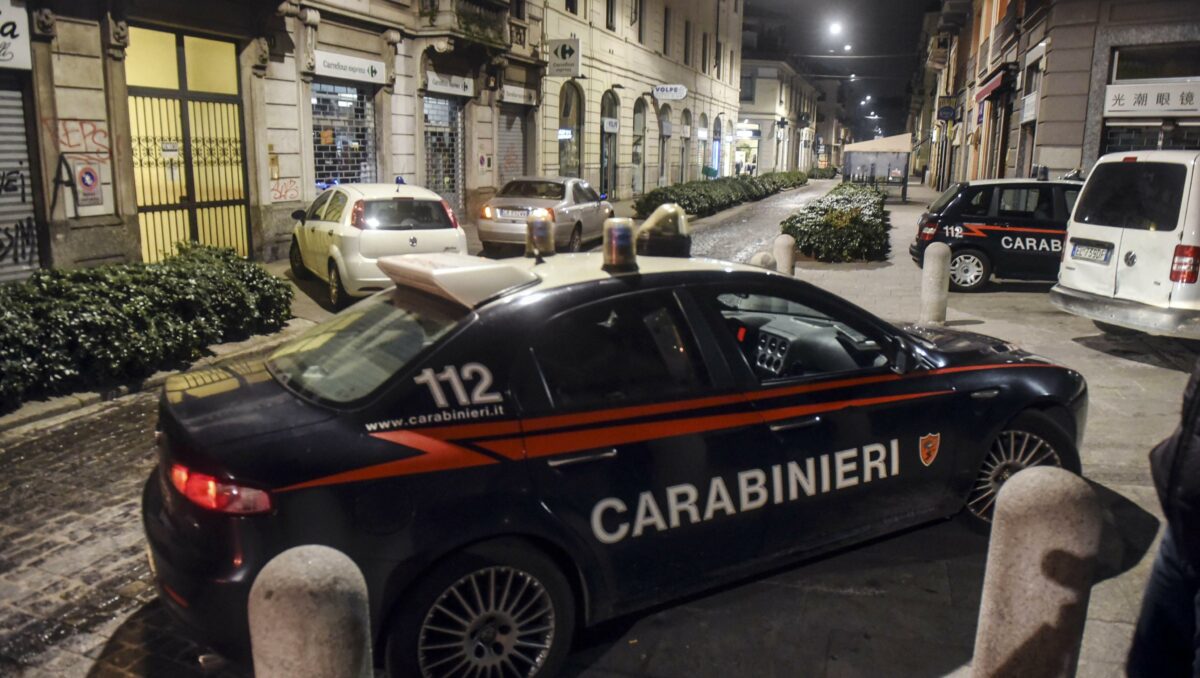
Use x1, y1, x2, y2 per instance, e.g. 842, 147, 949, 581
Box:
1049, 284, 1200, 338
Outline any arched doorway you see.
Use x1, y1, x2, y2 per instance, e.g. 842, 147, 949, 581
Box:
600, 90, 619, 197
558, 82, 583, 177
658, 104, 672, 187
698, 112, 709, 177
680, 109, 692, 182
632, 98, 647, 194
712, 115, 724, 177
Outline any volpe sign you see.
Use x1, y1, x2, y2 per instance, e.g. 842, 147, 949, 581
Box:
547, 39, 581, 78
314, 50, 386, 85
0, 0, 31, 71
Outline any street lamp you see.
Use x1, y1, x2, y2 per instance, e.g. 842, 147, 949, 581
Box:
844, 44, 852, 51
829, 22, 843, 35
865, 95, 872, 101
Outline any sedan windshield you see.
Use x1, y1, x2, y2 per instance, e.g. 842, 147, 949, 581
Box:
266, 290, 466, 405
498, 181, 565, 200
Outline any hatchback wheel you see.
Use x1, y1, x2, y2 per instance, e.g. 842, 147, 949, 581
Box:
328, 262, 349, 309
386, 539, 575, 678
566, 224, 583, 253
289, 238, 311, 280
948, 249, 991, 292
965, 411, 1078, 525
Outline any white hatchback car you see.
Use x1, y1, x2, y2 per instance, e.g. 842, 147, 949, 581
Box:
289, 184, 468, 307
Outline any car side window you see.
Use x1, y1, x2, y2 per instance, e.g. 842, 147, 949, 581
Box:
959, 187, 993, 218
1063, 188, 1080, 216
702, 290, 888, 383
307, 191, 333, 220
571, 183, 592, 204
322, 191, 349, 223
581, 183, 601, 202
532, 294, 709, 409
998, 187, 1053, 220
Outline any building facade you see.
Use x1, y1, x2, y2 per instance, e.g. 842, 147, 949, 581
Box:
814, 78, 852, 169
736, 62, 818, 175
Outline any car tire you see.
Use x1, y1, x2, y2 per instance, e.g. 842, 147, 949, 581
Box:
948, 249, 991, 292
963, 410, 1080, 528
289, 238, 311, 280
566, 224, 583, 253
384, 538, 576, 678
328, 261, 349, 310
1093, 320, 1141, 337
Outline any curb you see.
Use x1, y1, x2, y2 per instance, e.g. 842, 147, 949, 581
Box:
0, 318, 316, 436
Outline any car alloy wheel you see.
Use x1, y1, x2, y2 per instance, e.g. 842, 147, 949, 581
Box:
966, 428, 1063, 523
289, 239, 311, 279
949, 250, 990, 292
567, 225, 582, 253
417, 566, 556, 678
328, 263, 348, 309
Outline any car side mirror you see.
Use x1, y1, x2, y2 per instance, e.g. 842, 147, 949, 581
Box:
291, 209, 307, 224
888, 336, 914, 375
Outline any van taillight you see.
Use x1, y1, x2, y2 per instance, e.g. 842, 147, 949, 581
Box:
169, 463, 272, 514
350, 200, 366, 229
1170, 245, 1200, 284
441, 200, 460, 229
918, 218, 938, 241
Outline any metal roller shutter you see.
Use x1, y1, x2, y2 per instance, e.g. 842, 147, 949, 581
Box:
0, 76, 39, 282
424, 95, 466, 216
497, 104, 528, 186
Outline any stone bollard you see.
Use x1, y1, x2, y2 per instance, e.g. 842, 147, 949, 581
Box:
249, 545, 372, 678
749, 251, 776, 270
971, 466, 1103, 678
919, 242, 951, 326
773, 234, 797, 277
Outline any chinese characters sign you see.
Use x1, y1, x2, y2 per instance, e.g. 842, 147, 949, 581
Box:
1105, 83, 1200, 117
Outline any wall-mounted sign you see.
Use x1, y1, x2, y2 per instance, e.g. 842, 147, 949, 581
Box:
1021, 93, 1039, 123
602, 117, 619, 133
736, 129, 759, 139
0, 0, 30, 71
314, 50, 386, 85
426, 70, 475, 97
73, 161, 102, 207
501, 84, 536, 106
160, 141, 180, 160
557, 128, 574, 140
937, 106, 957, 122
653, 84, 688, 101
681, 125, 691, 138
547, 39, 581, 78
696, 127, 709, 140
1104, 82, 1200, 117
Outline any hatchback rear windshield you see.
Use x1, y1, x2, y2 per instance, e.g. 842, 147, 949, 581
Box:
498, 181, 565, 200
266, 290, 465, 405
362, 199, 453, 231
1074, 162, 1187, 232
928, 183, 962, 214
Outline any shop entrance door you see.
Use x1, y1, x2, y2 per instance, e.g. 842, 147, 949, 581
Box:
126, 27, 250, 262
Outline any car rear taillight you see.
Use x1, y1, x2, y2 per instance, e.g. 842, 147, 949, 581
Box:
169, 463, 271, 514
481, 205, 494, 220
918, 217, 938, 241
1171, 245, 1200, 284
350, 199, 366, 229
441, 200, 460, 229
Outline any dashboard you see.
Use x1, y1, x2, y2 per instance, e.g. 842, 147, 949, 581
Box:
727, 312, 887, 379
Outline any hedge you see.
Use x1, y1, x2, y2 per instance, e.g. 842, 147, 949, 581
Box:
780, 183, 890, 263
809, 167, 839, 180
0, 245, 294, 412
633, 171, 808, 218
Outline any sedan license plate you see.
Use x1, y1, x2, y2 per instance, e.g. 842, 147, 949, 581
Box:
498, 209, 528, 220
1072, 243, 1111, 264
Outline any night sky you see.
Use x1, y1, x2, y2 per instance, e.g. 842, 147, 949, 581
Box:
748, 0, 938, 138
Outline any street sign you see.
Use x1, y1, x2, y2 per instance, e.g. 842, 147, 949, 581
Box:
314, 50, 386, 85
937, 106, 956, 121
547, 39, 581, 78
73, 162, 102, 207
653, 84, 688, 101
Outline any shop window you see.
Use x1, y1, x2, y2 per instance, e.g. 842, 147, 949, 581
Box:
1113, 44, 1200, 82
312, 81, 377, 189
558, 82, 583, 177
126, 27, 179, 90
184, 36, 238, 95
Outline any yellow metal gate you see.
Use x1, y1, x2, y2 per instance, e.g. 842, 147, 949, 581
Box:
126, 27, 250, 262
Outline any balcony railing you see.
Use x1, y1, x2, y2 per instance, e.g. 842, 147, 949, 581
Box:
418, 0, 511, 47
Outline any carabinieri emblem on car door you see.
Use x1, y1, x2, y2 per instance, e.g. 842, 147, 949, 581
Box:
919, 432, 941, 466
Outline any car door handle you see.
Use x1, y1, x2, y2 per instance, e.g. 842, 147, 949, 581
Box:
769, 415, 822, 433
326, 229, 334, 236
546, 448, 619, 468
971, 388, 1001, 400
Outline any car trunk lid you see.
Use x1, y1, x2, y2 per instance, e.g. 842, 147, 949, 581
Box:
353, 197, 463, 258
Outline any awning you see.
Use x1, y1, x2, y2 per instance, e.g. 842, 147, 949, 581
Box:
975, 71, 1005, 102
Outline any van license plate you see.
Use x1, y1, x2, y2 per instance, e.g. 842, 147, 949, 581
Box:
1072, 244, 1111, 264
498, 209, 528, 219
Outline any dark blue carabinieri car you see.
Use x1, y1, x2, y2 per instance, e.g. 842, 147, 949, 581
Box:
142, 250, 1088, 677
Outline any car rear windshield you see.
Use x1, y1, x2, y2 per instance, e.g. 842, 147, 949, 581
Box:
498, 181, 565, 200
928, 183, 962, 214
266, 290, 465, 405
363, 199, 453, 230
1074, 162, 1187, 232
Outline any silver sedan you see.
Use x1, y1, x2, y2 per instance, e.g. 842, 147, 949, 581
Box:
478, 177, 614, 252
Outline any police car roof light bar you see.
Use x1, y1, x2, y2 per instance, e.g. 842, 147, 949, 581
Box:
602, 218, 639, 273
377, 253, 540, 308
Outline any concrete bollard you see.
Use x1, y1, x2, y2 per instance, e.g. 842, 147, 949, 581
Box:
971, 467, 1103, 678
773, 234, 797, 277
919, 242, 951, 326
749, 251, 776, 270
249, 545, 372, 678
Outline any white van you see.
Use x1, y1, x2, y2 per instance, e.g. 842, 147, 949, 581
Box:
1050, 150, 1200, 337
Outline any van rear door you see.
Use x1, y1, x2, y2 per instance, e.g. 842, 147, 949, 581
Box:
1067, 159, 1190, 307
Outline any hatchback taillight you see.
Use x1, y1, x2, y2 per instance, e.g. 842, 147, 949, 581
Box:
1171, 245, 1200, 284
918, 217, 938, 241
441, 200, 460, 229
349, 199, 366, 229
170, 463, 271, 514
